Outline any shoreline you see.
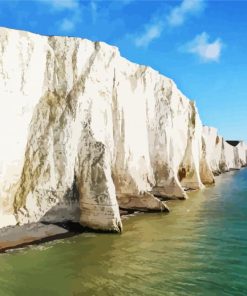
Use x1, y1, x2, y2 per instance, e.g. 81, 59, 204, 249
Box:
0, 222, 80, 253
0, 212, 142, 253
1, 167, 246, 254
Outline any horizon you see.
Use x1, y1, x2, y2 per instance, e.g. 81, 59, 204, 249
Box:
0, 0, 246, 141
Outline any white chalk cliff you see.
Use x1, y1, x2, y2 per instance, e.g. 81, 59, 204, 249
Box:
0, 27, 246, 231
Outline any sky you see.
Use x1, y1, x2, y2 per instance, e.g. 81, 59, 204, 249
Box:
0, 0, 246, 141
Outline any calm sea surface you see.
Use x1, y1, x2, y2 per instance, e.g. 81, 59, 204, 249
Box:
1, 169, 247, 296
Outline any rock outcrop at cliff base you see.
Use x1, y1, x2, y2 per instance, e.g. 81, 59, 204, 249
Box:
0, 27, 246, 232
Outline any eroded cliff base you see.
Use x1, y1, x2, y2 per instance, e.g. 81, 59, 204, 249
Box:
2, 167, 246, 253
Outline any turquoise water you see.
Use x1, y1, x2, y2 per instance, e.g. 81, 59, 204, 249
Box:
0, 169, 247, 296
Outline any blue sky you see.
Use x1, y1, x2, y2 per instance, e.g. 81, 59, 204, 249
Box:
0, 0, 246, 140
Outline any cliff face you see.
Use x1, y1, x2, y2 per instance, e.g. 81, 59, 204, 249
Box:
202, 127, 247, 174
0, 27, 246, 231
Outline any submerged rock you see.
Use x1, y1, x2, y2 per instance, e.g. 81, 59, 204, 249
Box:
0, 27, 246, 232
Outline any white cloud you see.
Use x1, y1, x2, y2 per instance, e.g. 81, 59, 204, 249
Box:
60, 18, 75, 32
39, 0, 82, 33
167, 0, 205, 27
134, 22, 163, 47
182, 32, 223, 62
41, 0, 79, 10
133, 0, 205, 48
90, 1, 97, 24
58, 10, 82, 33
